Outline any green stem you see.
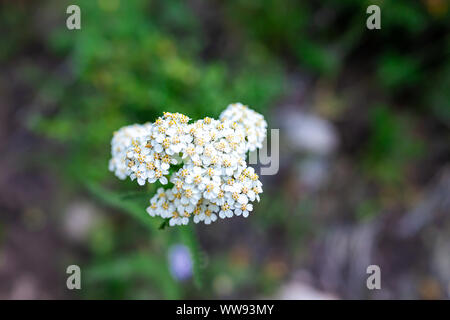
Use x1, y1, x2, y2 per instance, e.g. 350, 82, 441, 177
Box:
85, 181, 161, 233
179, 224, 203, 289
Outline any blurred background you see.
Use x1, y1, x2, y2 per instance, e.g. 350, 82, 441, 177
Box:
0, 0, 449, 299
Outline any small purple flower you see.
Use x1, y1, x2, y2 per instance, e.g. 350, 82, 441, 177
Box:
168, 244, 193, 281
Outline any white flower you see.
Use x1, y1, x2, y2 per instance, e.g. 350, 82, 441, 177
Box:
198, 203, 218, 225
219, 154, 241, 176
184, 166, 205, 186
109, 123, 152, 180
200, 179, 221, 201
110, 106, 267, 226
182, 143, 203, 160
180, 186, 201, 206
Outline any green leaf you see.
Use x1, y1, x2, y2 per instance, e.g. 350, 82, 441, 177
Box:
85, 253, 180, 299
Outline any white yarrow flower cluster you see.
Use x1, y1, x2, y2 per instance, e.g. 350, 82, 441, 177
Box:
109, 104, 266, 226
220, 103, 268, 152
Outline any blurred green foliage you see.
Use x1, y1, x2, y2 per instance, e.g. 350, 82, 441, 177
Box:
35, 0, 284, 298
30, 0, 284, 186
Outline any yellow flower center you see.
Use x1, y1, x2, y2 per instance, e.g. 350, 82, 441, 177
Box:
203, 117, 212, 124
162, 138, 170, 149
